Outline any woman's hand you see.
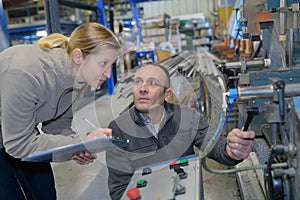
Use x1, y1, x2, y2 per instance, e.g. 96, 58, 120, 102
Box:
72, 152, 97, 165
85, 128, 112, 140
72, 128, 112, 165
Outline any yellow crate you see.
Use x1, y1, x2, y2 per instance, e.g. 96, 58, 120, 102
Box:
155, 51, 171, 61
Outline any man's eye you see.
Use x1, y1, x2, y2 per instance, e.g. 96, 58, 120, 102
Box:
134, 80, 142, 85
149, 80, 157, 85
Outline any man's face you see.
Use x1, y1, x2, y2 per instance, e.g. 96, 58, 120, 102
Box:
133, 64, 170, 114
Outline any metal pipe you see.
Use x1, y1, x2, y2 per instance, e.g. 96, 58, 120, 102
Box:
237, 83, 300, 100
44, 0, 61, 34
222, 58, 271, 70
293, 11, 298, 29
271, 123, 280, 144
291, 3, 299, 29
209, 0, 218, 16
280, 0, 287, 35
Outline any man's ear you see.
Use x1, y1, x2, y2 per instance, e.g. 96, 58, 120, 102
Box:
71, 49, 83, 65
164, 88, 173, 102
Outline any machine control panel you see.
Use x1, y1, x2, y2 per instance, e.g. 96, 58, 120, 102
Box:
121, 155, 203, 200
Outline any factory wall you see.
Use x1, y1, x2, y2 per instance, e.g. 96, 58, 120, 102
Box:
139, 0, 237, 29
140, 0, 211, 20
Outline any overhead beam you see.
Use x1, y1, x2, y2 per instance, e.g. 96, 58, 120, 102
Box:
3, 0, 35, 9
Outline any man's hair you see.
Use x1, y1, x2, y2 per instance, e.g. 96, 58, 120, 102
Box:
139, 62, 171, 89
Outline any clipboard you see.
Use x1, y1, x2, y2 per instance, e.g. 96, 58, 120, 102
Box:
22, 137, 129, 162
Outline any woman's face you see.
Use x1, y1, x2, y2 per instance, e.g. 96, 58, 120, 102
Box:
75, 48, 119, 88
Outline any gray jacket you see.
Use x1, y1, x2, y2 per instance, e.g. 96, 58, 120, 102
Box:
106, 102, 239, 200
0, 45, 81, 158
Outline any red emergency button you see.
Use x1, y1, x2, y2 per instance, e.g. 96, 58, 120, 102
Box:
126, 187, 140, 200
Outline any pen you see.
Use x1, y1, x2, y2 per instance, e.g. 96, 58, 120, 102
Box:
83, 117, 97, 129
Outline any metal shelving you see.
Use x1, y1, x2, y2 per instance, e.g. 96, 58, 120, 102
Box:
3, 0, 104, 44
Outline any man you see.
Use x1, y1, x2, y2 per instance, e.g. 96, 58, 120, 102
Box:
106, 62, 254, 200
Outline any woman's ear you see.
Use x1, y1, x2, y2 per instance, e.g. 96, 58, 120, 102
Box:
71, 49, 83, 65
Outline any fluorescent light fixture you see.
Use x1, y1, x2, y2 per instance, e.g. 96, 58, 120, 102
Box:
36, 30, 47, 37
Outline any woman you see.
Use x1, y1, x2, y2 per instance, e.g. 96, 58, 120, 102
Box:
0, 22, 121, 200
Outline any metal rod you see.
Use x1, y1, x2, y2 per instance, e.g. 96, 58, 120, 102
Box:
280, 0, 287, 35
223, 59, 271, 70
238, 83, 300, 100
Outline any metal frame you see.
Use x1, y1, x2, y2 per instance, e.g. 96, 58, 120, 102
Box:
0, 0, 8, 41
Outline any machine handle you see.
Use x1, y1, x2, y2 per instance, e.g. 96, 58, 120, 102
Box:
243, 107, 260, 131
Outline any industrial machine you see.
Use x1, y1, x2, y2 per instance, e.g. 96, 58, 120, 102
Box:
116, 1, 300, 199
208, 0, 300, 199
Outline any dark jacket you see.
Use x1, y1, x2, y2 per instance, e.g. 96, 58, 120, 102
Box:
106, 102, 239, 200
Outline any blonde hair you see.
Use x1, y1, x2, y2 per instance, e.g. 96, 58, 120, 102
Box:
38, 22, 121, 56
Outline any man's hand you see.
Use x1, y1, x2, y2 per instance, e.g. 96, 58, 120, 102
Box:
226, 128, 255, 160
72, 128, 112, 165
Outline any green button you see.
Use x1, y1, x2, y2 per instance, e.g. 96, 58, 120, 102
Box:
180, 159, 188, 164
137, 179, 145, 185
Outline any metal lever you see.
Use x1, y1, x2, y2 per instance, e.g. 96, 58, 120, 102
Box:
275, 80, 285, 118
243, 107, 260, 131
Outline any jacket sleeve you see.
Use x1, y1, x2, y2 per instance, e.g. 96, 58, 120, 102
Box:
41, 105, 76, 136
193, 112, 240, 166
1, 71, 78, 158
106, 120, 134, 200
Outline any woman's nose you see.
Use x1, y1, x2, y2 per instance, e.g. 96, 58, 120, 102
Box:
103, 66, 112, 78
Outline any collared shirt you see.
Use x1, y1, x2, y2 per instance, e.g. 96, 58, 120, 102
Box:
139, 109, 167, 138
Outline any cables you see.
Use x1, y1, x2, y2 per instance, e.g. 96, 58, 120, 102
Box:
199, 91, 234, 159
203, 162, 222, 183
199, 109, 226, 158
222, 103, 233, 130
201, 157, 288, 175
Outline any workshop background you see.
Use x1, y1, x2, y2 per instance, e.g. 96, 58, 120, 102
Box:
0, 0, 300, 199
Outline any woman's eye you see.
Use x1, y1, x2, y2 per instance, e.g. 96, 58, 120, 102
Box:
100, 61, 107, 66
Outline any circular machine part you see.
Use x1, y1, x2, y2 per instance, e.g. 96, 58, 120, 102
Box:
265, 169, 284, 200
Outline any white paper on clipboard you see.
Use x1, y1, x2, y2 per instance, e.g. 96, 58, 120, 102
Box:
22, 137, 129, 162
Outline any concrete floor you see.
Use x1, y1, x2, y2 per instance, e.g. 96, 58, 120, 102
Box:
51, 89, 241, 200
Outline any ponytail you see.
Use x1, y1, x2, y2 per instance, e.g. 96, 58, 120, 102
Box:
38, 23, 121, 56
38, 33, 68, 51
